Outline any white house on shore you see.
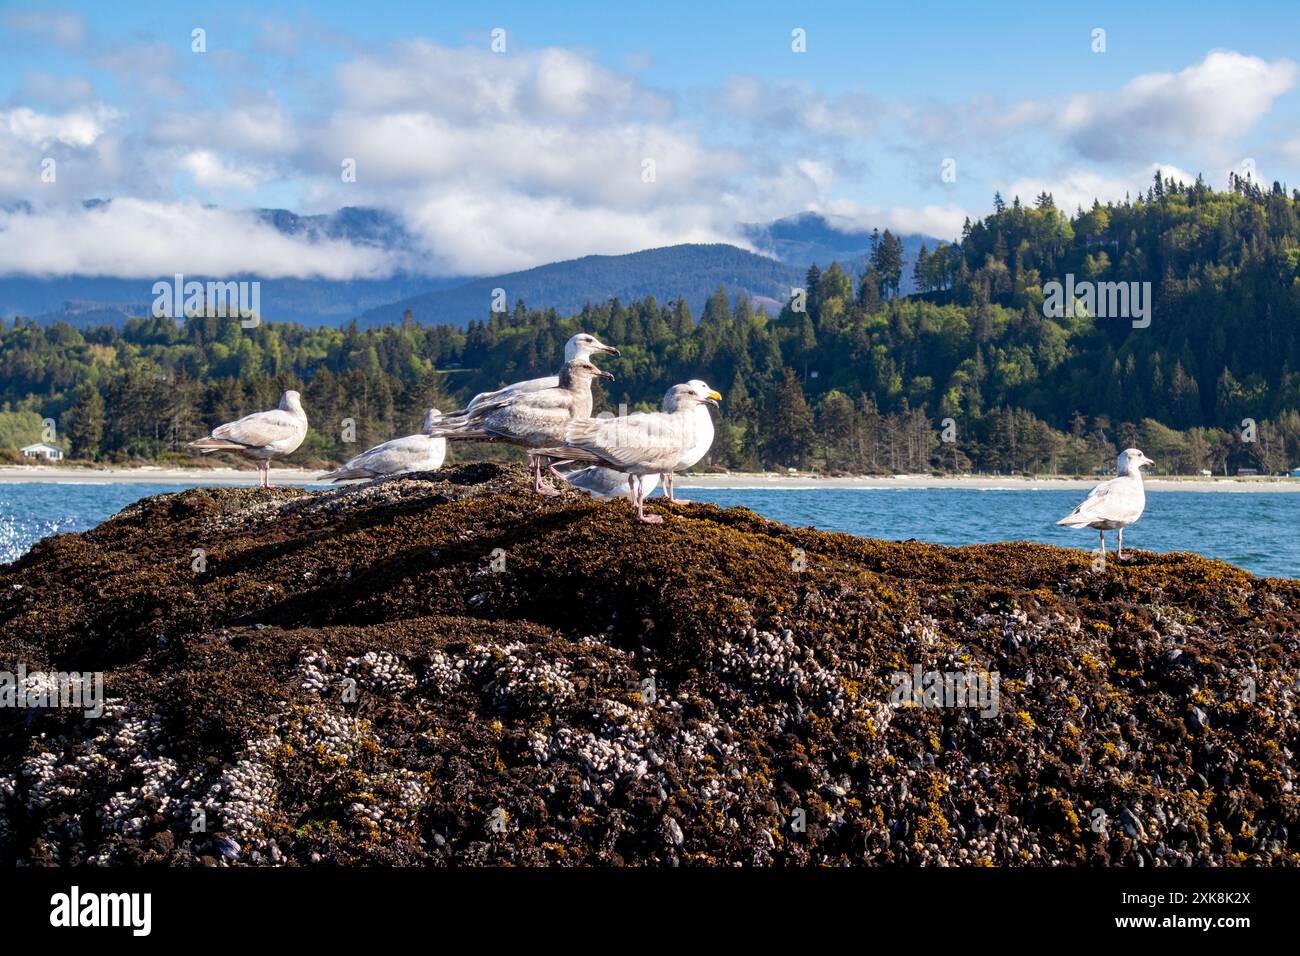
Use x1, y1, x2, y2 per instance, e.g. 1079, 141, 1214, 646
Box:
20, 443, 64, 461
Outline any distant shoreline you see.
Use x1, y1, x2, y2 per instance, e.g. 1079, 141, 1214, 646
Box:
2, 464, 1299, 493
677, 473, 1300, 493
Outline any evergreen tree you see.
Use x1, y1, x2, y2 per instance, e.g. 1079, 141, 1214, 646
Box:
913, 244, 930, 292
65, 384, 105, 460
764, 369, 815, 469
869, 230, 905, 298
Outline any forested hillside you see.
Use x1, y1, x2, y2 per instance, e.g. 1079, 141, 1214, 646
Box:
2, 175, 1298, 475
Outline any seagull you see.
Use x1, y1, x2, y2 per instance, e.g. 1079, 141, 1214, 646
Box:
188, 389, 309, 488
557, 466, 660, 501
557, 383, 716, 501
533, 382, 717, 523
1057, 447, 1154, 560
320, 409, 446, 482
459, 333, 618, 414
658, 379, 721, 503
429, 359, 613, 495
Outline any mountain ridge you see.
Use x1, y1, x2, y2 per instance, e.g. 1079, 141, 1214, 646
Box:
0, 206, 941, 328
354, 242, 802, 328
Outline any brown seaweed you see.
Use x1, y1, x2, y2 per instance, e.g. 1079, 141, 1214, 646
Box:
0, 462, 1296, 866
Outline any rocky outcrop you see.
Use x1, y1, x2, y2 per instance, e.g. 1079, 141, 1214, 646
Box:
1, 462, 1297, 865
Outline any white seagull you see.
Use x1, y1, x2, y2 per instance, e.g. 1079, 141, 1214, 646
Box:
658, 379, 721, 503
459, 333, 618, 414
1057, 447, 1154, 559
320, 409, 446, 482
534, 382, 718, 523
188, 389, 309, 488
558, 465, 660, 501
557, 382, 717, 501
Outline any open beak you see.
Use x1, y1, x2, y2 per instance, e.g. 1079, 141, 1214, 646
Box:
705, 390, 721, 408
598, 369, 616, 381
599, 344, 620, 356
1144, 457, 1154, 468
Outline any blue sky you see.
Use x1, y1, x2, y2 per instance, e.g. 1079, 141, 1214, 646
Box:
2, 0, 1298, 278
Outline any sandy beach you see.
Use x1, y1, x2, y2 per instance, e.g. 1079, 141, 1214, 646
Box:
1, 463, 1298, 492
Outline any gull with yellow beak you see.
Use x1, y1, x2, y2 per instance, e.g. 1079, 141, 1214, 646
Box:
1057, 447, 1154, 560
534, 381, 720, 523
659, 379, 721, 503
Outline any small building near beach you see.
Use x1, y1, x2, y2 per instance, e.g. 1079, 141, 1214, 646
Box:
20, 443, 64, 461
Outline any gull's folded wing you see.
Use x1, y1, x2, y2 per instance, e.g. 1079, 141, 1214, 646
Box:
212, 409, 303, 448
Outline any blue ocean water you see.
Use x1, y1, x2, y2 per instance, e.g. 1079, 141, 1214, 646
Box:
1, 482, 1296, 579
681, 487, 1299, 579
0, 483, 194, 565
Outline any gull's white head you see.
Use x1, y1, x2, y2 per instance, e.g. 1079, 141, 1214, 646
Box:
422, 408, 442, 433
687, 380, 722, 407
279, 390, 304, 414
664, 381, 722, 412
1118, 447, 1154, 476
564, 333, 620, 362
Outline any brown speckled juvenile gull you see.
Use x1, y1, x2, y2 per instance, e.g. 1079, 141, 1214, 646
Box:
430, 359, 613, 495
456, 333, 618, 415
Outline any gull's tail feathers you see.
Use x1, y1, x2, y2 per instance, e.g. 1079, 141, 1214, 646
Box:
1056, 512, 1093, 528
426, 420, 495, 441
321, 466, 373, 482
188, 437, 247, 453
530, 445, 604, 464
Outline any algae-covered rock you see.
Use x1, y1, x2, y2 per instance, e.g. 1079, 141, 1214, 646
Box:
0, 462, 1297, 866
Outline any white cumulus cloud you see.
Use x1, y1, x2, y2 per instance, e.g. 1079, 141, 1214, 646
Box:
0, 200, 399, 279
177, 150, 266, 191
0, 105, 116, 148
1058, 51, 1297, 162
1002, 163, 1202, 213
404, 190, 738, 276
818, 202, 969, 242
